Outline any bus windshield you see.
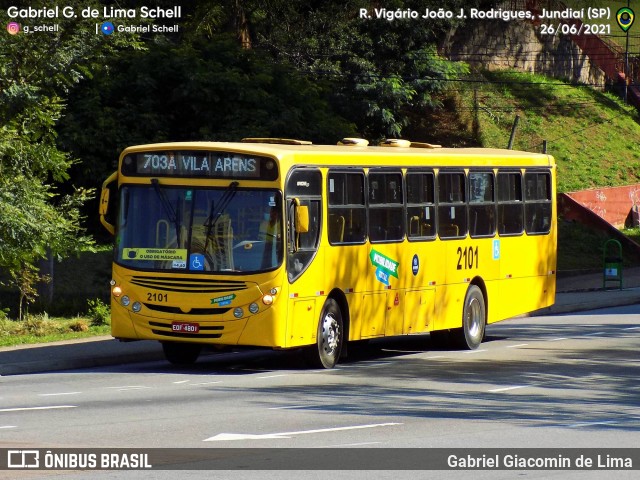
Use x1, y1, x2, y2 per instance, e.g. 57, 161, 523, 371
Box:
116, 184, 283, 273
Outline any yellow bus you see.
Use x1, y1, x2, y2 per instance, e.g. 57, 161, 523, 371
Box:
99, 138, 556, 368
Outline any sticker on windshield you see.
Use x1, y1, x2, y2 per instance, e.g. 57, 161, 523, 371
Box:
172, 260, 187, 269
189, 253, 205, 271
122, 248, 187, 261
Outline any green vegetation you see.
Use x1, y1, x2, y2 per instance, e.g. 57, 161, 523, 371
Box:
451, 69, 640, 192
0, 310, 110, 347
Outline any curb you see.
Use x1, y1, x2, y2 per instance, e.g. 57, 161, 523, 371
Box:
531, 289, 640, 316
2, 292, 640, 375
0, 337, 164, 376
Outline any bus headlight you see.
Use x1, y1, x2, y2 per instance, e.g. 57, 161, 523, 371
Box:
233, 307, 244, 318
112, 286, 122, 297
132, 302, 142, 313
121, 295, 130, 307
262, 294, 274, 305
249, 302, 259, 314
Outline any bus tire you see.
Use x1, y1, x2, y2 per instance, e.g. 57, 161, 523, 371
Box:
306, 298, 343, 369
162, 342, 202, 365
452, 285, 486, 350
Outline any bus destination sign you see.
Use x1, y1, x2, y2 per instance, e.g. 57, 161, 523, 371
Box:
121, 151, 278, 180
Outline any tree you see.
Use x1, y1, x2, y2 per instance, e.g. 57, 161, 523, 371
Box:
57, 33, 356, 209
187, 0, 472, 140
0, 0, 142, 316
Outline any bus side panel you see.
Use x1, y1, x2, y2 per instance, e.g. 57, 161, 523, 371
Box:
494, 233, 556, 321
434, 238, 501, 331
361, 242, 404, 338
323, 245, 370, 341
404, 289, 434, 334
286, 299, 317, 347
359, 292, 387, 338
284, 248, 326, 348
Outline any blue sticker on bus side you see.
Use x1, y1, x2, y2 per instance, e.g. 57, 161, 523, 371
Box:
376, 269, 390, 286
493, 239, 501, 260
190, 253, 205, 271
412, 254, 419, 276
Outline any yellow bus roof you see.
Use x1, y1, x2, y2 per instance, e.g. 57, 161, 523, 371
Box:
122, 141, 555, 168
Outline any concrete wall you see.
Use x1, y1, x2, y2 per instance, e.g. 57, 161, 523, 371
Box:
442, 14, 606, 87
564, 184, 640, 228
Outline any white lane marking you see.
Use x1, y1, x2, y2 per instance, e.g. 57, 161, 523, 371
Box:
173, 380, 190, 384
38, 392, 82, 397
268, 405, 307, 410
568, 420, 617, 428
190, 381, 222, 386
204, 422, 402, 441
0, 406, 77, 412
623, 326, 640, 330
584, 332, 605, 336
464, 349, 488, 354
507, 344, 529, 348
0, 426, 17, 429
488, 385, 528, 393
425, 355, 445, 359
550, 337, 568, 341
339, 362, 392, 368
324, 442, 382, 447
107, 386, 151, 391
257, 374, 289, 379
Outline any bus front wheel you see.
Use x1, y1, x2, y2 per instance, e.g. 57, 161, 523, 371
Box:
306, 298, 343, 369
452, 285, 486, 350
162, 342, 202, 365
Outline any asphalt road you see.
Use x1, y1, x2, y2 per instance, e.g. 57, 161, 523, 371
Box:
1, 305, 639, 479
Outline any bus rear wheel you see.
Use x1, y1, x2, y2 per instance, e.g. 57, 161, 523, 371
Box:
306, 298, 343, 369
452, 285, 486, 350
162, 342, 202, 365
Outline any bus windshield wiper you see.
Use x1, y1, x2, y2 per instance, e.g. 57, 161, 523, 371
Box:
203, 181, 238, 253
151, 178, 182, 246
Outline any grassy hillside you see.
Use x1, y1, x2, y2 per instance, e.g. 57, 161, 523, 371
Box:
443, 69, 640, 193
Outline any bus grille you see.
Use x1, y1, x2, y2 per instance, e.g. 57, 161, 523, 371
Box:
144, 304, 230, 315
130, 277, 248, 293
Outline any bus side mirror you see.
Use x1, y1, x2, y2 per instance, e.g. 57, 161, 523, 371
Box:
99, 187, 110, 215
100, 171, 118, 235
296, 205, 309, 234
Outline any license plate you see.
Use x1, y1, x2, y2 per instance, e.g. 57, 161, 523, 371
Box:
172, 321, 200, 333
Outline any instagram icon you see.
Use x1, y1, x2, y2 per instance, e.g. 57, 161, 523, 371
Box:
7, 22, 20, 35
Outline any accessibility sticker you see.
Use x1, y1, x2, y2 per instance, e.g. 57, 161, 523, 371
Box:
369, 249, 399, 285
122, 248, 187, 261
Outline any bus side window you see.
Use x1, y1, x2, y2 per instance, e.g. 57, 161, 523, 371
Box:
286, 168, 322, 282
406, 170, 436, 240
369, 171, 404, 243
497, 171, 524, 236
469, 171, 496, 238
524, 171, 552, 234
328, 171, 366, 244
438, 171, 467, 239
328, 214, 345, 243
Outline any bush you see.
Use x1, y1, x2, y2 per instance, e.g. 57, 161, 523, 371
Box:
87, 298, 110, 327
19, 313, 57, 336
68, 320, 90, 332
